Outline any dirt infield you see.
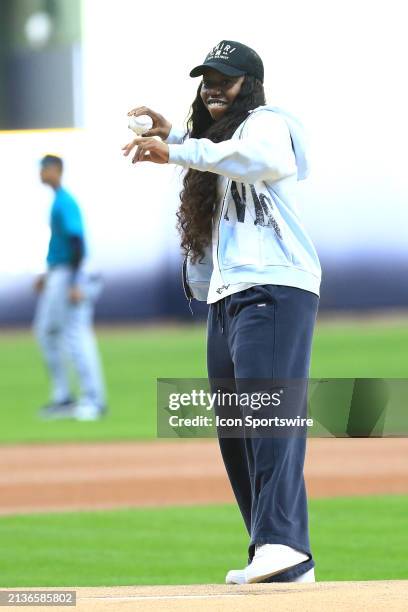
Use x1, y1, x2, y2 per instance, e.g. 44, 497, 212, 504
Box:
7, 581, 408, 611
0, 438, 407, 515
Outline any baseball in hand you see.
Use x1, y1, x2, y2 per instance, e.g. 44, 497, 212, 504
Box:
128, 114, 153, 135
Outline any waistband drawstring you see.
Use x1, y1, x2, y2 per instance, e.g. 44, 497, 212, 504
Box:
215, 300, 225, 334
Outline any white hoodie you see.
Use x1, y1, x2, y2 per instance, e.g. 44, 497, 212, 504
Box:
166, 105, 321, 304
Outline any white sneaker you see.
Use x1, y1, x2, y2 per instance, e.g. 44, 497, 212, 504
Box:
226, 547, 312, 585
244, 544, 309, 584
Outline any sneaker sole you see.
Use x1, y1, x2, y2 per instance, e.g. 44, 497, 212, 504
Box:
246, 563, 299, 584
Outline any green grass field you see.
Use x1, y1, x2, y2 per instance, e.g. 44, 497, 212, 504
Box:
1, 322, 407, 587
1, 320, 408, 443
0, 495, 406, 587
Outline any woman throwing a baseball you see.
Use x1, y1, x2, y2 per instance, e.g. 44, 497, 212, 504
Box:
123, 40, 321, 584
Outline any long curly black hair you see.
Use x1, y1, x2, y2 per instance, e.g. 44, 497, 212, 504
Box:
176, 75, 266, 263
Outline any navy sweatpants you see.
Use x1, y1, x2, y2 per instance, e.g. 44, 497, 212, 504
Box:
207, 284, 319, 582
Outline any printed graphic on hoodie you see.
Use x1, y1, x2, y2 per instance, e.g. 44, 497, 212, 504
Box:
224, 181, 283, 239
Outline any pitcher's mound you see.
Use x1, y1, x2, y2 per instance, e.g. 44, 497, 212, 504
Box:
21, 580, 408, 611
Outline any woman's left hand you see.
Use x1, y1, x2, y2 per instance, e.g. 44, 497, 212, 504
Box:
122, 137, 169, 164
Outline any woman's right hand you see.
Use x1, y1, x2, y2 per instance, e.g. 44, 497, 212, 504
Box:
127, 106, 172, 141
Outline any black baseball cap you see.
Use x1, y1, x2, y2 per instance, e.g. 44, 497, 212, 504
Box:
189, 40, 264, 83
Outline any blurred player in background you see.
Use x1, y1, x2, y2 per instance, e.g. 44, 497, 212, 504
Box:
33, 155, 106, 421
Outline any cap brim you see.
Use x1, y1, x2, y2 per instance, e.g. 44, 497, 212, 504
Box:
189, 61, 246, 78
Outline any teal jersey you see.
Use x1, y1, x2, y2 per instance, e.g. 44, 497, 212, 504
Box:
46, 187, 86, 266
